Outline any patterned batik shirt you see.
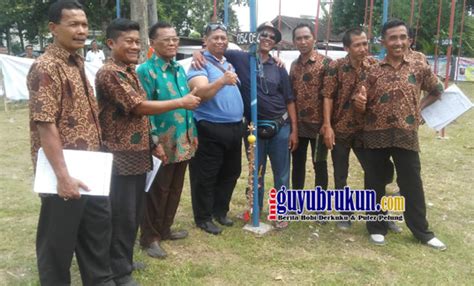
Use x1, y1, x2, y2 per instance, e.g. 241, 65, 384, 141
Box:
322, 55, 378, 147
363, 55, 444, 152
290, 50, 331, 138
96, 59, 152, 175
137, 54, 197, 164
28, 44, 101, 167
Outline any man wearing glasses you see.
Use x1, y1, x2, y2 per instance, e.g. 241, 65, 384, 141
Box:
136, 22, 201, 258
187, 23, 244, 235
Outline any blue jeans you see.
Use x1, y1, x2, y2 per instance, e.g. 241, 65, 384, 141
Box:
257, 123, 290, 210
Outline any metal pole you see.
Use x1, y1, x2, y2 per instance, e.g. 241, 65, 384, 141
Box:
325, 1, 333, 56
441, 0, 457, 139
249, 0, 259, 227
116, 0, 120, 18
224, 0, 229, 26
409, 0, 415, 26
315, 0, 321, 41
213, 0, 217, 19
455, 0, 467, 82
433, 0, 442, 75
380, 0, 389, 58
367, 0, 374, 53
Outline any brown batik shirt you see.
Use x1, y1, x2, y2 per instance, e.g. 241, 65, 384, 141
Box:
322, 55, 378, 147
28, 44, 101, 167
96, 59, 152, 175
363, 55, 444, 152
290, 50, 331, 138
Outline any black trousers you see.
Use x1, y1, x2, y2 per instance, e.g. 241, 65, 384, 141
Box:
109, 174, 145, 280
331, 143, 367, 216
292, 136, 328, 190
36, 195, 114, 286
364, 147, 435, 242
190, 120, 243, 224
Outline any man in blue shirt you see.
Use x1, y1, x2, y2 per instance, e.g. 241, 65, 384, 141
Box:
187, 23, 244, 235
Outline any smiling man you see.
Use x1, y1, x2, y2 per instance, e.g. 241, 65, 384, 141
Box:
96, 18, 200, 285
27, 1, 114, 285
355, 19, 446, 250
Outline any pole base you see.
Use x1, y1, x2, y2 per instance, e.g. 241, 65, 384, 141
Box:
243, 222, 273, 235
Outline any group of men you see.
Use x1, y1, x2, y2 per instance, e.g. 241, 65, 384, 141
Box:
28, 0, 446, 285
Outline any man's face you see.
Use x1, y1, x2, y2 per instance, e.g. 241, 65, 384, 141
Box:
205, 29, 228, 57
49, 9, 88, 54
108, 30, 141, 65
258, 27, 276, 53
293, 27, 315, 55
91, 41, 98, 50
382, 25, 409, 59
151, 27, 179, 61
345, 32, 368, 61
26, 46, 33, 57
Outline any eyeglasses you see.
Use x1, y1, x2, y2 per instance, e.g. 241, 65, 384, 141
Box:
205, 23, 227, 34
259, 31, 276, 41
156, 37, 180, 44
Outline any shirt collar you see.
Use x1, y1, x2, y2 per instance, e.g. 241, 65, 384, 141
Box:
203, 50, 227, 64
152, 53, 180, 72
379, 54, 413, 67
298, 50, 320, 64
108, 57, 136, 73
47, 43, 83, 65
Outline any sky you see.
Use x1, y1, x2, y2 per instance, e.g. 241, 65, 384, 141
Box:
233, 0, 321, 31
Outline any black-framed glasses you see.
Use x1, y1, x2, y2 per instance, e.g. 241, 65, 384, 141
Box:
205, 23, 228, 34
259, 31, 276, 41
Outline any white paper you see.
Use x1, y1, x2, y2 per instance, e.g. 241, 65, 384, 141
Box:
145, 156, 162, 192
34, 148, 113, 196
421, 84, 473, 131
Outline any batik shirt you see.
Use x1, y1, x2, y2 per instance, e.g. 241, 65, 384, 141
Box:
96, 59, 152, 175
137, 54, 197, 164
290, 50, 331, 138
28, 44, 101, 167
363, 55, 444, 151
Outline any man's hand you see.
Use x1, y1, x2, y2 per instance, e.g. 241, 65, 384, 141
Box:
353, 86, 367, 112
221, 67, 238, 86
152, 143, 168, 164
320, 124, 335, 150
289, 131, 299, 152
180, 87, 201, 110
273, 56, 286, 68
191, 51, 206, 70
57, 175, 89, 200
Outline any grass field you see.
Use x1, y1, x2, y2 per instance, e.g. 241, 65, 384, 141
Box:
0, 82, 473, 285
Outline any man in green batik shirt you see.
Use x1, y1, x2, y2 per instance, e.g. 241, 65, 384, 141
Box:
137, 22, 200, 259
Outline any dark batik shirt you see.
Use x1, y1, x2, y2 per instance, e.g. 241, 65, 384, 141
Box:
322, 55, 378, 147
290, 50, 331, 138
96, 59, 152, 175
363, 55, 444, 152
28, 44, 101, 168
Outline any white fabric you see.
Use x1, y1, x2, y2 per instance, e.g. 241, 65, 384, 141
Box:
85, 50, 105, 63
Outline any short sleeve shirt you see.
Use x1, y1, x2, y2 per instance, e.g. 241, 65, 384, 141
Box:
27, 44, 101, 168
96, 59, 152, 175
363, 55, 444, 151
290, 50, 331, 138
137, 54, 198, 164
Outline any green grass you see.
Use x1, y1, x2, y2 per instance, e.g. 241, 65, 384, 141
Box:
1, 82, 473, 285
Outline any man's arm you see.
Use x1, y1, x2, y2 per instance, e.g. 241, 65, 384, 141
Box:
320, 62, 338, 149
37, 122, 89, 200
287, 101, 299, 152
188, 70, 237, 101
420, 68, 444, 110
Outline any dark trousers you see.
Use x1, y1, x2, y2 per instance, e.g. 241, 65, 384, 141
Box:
109, 174, 145, 280
140, 161, 188, 246
292, 136, 328, 190
36, 195, 114, 286
331, 143, 367, 216
364, 147, 435, 242
190, 120, 243, 224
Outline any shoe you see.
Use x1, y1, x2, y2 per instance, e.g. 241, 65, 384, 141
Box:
145, 241, 167, 259
387, 221, 403, 233
197, 221, 222, 235
336, 220, 352, 231
169, 230, 188, 240
273, 221, 289, 230
114, 275, 140, 286
214, 216, 234, 226
425, 237, 447, 251
132, 261, 146, 271
369, 234, 385, 245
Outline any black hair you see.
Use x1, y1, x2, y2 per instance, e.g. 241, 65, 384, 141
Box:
48, 0, 84, 24
292, 23, 315, 41
149, 22, 173, 39
106, 18, 140, 41
342, 28, 365, 47
381, 19, 408, 39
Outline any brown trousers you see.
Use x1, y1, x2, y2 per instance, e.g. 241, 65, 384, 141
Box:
140, 160, 188, 246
